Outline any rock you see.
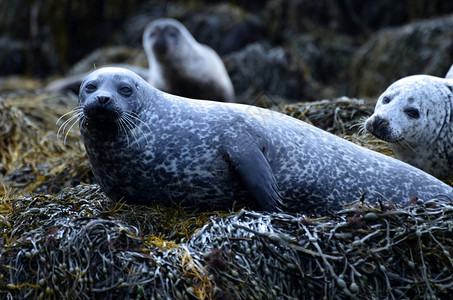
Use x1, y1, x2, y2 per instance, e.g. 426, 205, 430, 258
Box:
175, 3, 265, 55
224, 42, 317, 102
0, 37, 28, 76
0, 0, 141, 75
349, 14, 453, 97
289, 31, 357, 97
263, 0, 453, 40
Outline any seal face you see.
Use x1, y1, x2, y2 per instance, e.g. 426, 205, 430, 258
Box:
365, 74, 453, 179
76, 67, 453, 214
142, 18, 235, 102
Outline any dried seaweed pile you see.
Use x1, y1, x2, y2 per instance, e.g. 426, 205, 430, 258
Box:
189, 200, 453, 299
281, 97, 394, 155
0, 93, 91, 197
281, 97, 372, 135
1, 183, 453, 299
0, 184, 223, 299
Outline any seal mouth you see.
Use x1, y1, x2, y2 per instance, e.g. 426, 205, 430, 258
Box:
153, 38, 168, 55
84, 107, 120, 123
368, 128, 401, 143
81, 106, 122, 135
365, 116, 398, 142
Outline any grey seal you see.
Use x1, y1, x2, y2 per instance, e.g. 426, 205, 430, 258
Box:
143, 18, 235, 102
365, 72, 453, 179
69, 67, 453, 214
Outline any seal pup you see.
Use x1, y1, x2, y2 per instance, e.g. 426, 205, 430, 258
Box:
364, 73, 453, 179
69, 67, 453, 214
143, 18, 235, 102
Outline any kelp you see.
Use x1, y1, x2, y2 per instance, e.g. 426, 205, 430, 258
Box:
1, 184, 452, 299
0, 91, 90, 196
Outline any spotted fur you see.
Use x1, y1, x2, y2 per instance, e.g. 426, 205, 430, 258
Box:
77, 67, 453, 214
365, 74, 453, 179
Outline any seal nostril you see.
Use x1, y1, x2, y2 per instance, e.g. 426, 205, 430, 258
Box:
97, 96, 110, 105
374, 116, 388, 130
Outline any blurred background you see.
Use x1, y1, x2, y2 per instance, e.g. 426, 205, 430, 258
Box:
1, 0, 453, 101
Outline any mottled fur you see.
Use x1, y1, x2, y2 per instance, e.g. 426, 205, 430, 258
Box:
365, 75, 453, 179
77, 68, 453, 214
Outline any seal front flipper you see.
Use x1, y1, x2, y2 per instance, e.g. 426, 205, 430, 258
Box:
223, 143, 283, 212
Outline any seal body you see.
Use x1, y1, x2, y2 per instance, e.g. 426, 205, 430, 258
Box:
365, 74, 453, 179
78, 67, 453, 214
142, 18, 235, 102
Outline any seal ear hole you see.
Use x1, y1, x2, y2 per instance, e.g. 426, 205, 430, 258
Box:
404, 107, 420, 119
382, 96, 391, 104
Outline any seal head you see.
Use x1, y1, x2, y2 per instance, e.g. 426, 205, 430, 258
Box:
79, 68, 148, 139
365, 74, 453, 179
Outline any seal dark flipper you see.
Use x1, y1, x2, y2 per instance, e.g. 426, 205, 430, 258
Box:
224, 143, 283, 212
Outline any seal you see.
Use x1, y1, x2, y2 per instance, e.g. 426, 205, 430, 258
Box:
70, 67, 453, 214
364, 73, 453, 179
46, 19, 235, 102
143, 18, 235, 102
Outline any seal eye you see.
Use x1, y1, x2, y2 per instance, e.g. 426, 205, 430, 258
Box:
404, 108, 420, 119
166, 27, 179, 39
85, 84, 97, 93
382, 96, 391, 104
119, 86, 133, 97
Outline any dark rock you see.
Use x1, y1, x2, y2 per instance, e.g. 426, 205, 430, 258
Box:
0, 0, 141, 76
289, 31, 357, 97
178, 3, 265, 55
263, 0, 453, 41
224, 42, 317, 102
0, 37, 28, 76
349, 14, 453, 97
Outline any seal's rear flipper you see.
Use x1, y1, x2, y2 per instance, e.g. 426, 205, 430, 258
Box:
446, 64, 453, 79
224, 143, 283, 212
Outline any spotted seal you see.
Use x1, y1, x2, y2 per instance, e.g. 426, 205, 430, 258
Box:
364, 72, 453, 179
143, 18, 235, 102
69, 67, 453, 214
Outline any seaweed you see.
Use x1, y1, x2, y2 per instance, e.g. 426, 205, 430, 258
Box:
1, 91, 452, 299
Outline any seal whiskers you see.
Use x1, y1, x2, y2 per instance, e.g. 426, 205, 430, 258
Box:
116, 112, 149, 146
57, 106, 84, 144
121, 112, 151, 144
116, 114, 133, 146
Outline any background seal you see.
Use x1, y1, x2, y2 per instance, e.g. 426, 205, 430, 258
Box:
143, 18, 235, 102
75, 67, 453, 214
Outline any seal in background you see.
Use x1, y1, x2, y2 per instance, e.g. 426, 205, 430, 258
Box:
143, 18, 235, 102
